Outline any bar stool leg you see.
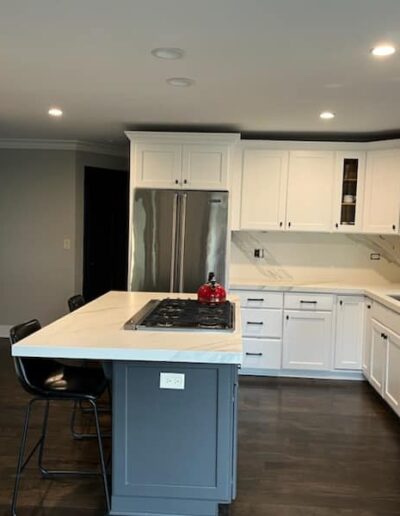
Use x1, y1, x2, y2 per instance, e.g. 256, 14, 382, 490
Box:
88, 398, 111, 513
11, 399, 35, 516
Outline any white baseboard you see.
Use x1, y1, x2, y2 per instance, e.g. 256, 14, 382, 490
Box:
239, 368, 365, 381
0, 325, 11, 339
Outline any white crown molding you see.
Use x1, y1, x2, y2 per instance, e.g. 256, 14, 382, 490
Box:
0, 138, 128, 157
125, 131, 241, 145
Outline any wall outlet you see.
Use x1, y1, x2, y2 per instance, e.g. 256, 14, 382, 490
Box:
370, 253, 381, 261
254, 248, 264, 259
63, 238, 71, 250
160, 372, 185, 390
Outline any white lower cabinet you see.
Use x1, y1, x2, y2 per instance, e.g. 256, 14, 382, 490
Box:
369, 319, 386, 394
243, 338, 282, 370
384, 328, 400, 416
362, 300, 373, 378
282, 310, 333, 370
241, 308, 282, 338
334, 296, 364, 370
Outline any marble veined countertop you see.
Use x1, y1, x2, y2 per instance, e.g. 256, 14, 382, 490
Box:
230, 280, 400, 314
11, 291, 243, 364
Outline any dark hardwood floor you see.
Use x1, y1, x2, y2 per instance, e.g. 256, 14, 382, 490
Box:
2, 339, 400, 515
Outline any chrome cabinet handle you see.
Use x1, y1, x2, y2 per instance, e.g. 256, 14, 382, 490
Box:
245, 352, 263, 356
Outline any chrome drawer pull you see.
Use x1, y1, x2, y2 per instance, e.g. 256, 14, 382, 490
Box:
246, 321, 264, 325
300, 300, 318, 304
247, 298, 264, 302
245, 352, 263, 356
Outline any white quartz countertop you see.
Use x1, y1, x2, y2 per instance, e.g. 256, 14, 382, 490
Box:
230, 280, 400, 314
11, 291, 243, 365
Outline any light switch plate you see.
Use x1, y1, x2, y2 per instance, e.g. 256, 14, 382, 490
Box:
160, 372, 185, 390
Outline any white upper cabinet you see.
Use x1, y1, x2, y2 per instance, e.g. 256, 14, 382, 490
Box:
134, 143, 182, 188
332, 152, 366, 233
363, 150, 400, 234
182, 144, 228, 190
240, 149, 288, 230
126, 132, 239, 190
286, 151, 335, 232
334, 296, 364, 370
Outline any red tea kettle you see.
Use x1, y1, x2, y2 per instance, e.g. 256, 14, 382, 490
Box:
197, 272, 227, 304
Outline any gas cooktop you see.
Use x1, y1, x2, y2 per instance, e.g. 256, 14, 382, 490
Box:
124, 298, 235, 332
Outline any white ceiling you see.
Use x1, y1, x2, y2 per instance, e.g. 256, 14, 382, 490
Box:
1, 0, 400, 144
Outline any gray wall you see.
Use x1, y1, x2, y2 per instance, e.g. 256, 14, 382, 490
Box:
0, 147, 128, 330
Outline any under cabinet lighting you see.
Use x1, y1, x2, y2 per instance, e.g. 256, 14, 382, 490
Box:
320, 111, 335, 120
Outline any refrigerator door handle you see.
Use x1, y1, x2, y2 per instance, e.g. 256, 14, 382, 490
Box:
169, 193, 179, 292
178, 193, 187, 292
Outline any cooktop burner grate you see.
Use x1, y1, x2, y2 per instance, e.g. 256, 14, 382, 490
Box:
124, 298, 234, 331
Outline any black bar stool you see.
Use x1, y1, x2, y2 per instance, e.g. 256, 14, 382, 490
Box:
10, 319, 110, 515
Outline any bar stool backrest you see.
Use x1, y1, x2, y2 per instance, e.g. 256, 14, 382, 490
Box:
68, 294, 86, 312
9, 319, 58, 397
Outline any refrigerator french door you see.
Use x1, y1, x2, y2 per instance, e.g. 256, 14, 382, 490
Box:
129, 189, 228, 293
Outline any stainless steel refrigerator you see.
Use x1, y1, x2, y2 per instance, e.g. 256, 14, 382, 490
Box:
129, 189, 229, 293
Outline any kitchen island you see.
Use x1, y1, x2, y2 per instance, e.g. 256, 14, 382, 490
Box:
11, 291, 243, 516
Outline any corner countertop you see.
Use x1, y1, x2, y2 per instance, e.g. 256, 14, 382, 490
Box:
11, 291, 243, 365
229, 280, 400, 314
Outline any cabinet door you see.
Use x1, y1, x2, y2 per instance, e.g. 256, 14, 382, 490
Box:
286, 151, 335, 232
282, 311, 333, 370
362, 301, 373, 378
333, 152, 366, 232
384, 328, 400, 416
182, 144, 228, 190
369, 319, 386, 394
363, 150, 400, 234
242, 308, 282, 338
240, 149, 288, 230
134, 143, 182, 188
334, 296, 364, 370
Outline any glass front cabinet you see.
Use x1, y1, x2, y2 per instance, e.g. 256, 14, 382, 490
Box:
333, 152, 366, 232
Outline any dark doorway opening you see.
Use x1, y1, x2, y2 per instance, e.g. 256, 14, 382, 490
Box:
83, 166, 129, 302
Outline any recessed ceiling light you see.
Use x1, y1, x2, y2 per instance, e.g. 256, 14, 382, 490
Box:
48, 107, 63, 117
320, 111, 335, 120
166, 77, 194, 87
371, 45, 396, 57
151, 47, 184, 60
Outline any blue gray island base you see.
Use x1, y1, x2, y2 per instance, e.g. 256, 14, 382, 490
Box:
111, 361, 239, 516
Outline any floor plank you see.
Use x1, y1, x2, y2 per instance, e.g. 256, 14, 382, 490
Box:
2, 340, 400, 515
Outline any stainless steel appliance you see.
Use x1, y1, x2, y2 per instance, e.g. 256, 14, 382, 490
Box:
124, 298, 235, 331
129, 189, 229, 292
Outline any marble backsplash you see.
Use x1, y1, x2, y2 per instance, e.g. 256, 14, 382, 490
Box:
230, 231, 400, 285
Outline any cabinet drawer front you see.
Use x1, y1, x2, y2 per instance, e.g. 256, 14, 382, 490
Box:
242, 308, 282, 338
234, 290, 283, 309
243, 338, 282, 370
284, 293, 334, 311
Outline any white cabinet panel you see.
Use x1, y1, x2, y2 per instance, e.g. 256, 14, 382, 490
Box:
334, 296, 364, 370
363, 150, 400, 234
240, 150, 288, 230
134, 143, 182, 188
369, 319, 386, 395
182, 144, 228, 190
384, 327, 400, 416
282, 311, 333, 370
243, 338, 282, 370
286, 151, 335, 232
362, 300, 373, 378
242, 308, 282, 338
